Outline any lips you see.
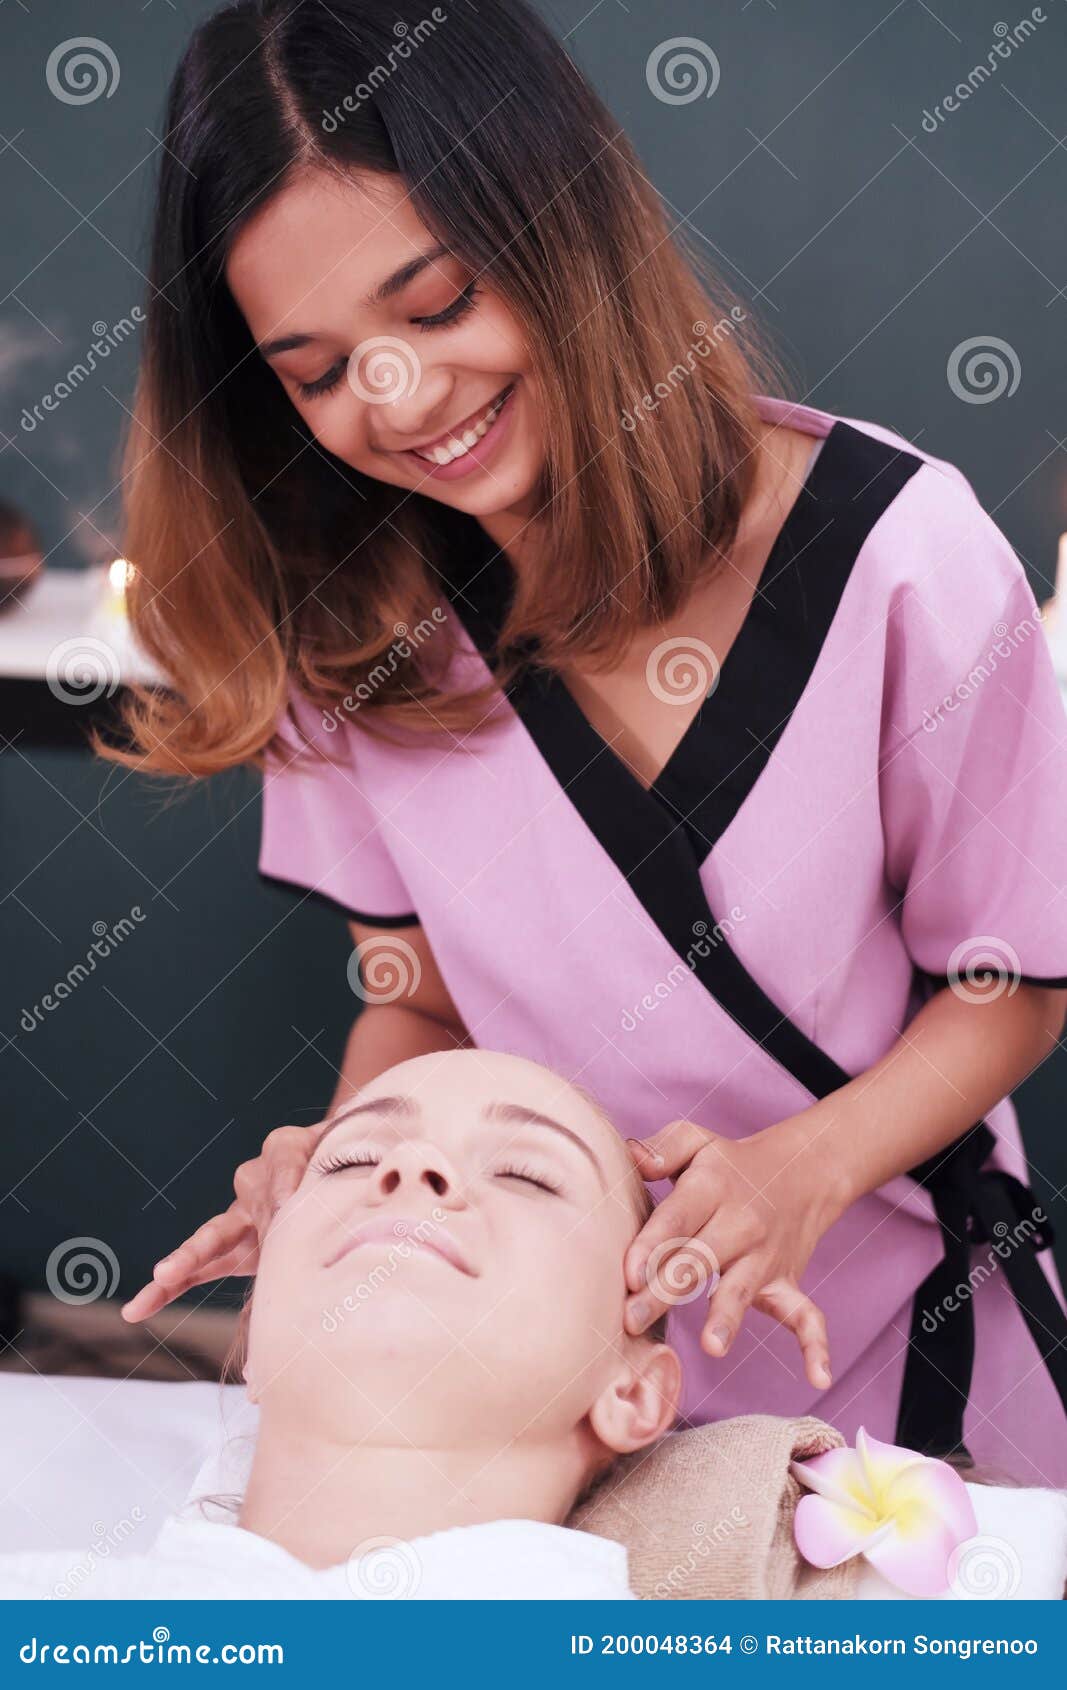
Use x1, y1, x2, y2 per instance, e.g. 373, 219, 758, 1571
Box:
325, 1214, 476, 1277
403, 381, 515, 458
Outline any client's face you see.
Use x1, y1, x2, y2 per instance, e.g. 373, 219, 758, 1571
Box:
246, 1050, 672, 1450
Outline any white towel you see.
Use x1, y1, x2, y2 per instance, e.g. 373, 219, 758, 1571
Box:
0, 1514, 634, 1601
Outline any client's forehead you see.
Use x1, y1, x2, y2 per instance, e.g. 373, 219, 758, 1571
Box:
328, 1049, 633, 1187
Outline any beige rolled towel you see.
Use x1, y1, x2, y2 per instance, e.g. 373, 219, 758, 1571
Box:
567, 1414, 858, 1601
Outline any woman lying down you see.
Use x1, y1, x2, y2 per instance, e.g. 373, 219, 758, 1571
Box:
0, 1052, 1051, 1600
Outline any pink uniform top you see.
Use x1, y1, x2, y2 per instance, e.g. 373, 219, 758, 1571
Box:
260, 394, 1067, 1484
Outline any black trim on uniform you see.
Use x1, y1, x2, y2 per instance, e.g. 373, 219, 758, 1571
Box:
446, 423, 924, 863
651, 424, 924, 860
439, 419, 1067, 1452
1019, 974, 1067, 988
258, 871, 420, 929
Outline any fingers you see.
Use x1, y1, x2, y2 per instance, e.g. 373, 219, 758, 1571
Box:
120, 1279, 178, 1324
234, 1124, 315, 1233
120, 1232, 259, 1324
624, 1149, 736, 1291
120, 1201, 254, 1324
626, 1119, 715, 1182
121, 1120, 318, 1326
150, 1202, 250, 1287
759, 1278, 832, 1390
700, 1268, 832, 1392
702, 1259, 767, 1357
625, 1207, 766, 1332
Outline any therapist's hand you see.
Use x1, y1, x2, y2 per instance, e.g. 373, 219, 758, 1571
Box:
120, 1122, 323, 1322
622, 1118, 842, 1391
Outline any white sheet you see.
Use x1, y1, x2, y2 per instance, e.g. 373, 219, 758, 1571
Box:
2, 1374, 1064, 1599
0, 1515, 633, 1600
0, 1374, 247, 1556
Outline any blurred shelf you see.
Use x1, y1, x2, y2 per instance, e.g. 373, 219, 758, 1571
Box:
0, 566, 167, 749
0, 1289, 239, 1383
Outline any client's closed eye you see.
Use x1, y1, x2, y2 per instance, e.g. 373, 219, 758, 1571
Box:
493, 1162, 562, 1196
314, 1149, 380, 1176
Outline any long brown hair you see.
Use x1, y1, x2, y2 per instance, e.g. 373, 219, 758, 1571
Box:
101, 0, 780, 778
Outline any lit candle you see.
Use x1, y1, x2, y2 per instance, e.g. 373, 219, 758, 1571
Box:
104, 557, 134, 619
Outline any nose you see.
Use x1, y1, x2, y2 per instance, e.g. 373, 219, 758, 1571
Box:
370, 368, 455, 448
369, 1140, 466, 1208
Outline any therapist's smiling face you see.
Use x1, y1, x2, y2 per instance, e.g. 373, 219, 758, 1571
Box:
245, 1049, 647, 1444
225, 168, 542, 522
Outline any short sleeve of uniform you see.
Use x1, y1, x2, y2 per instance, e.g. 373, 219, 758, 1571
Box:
879, 479, 1067, 986
258, 690, 417, 926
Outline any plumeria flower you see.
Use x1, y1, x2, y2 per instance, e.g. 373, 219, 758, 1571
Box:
792, 1426, 978, 1597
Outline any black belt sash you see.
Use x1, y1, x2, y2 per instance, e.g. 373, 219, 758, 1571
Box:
897, 1123, 1067, 1458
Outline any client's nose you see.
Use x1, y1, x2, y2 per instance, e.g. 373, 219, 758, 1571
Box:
371, 1140, 465, 1206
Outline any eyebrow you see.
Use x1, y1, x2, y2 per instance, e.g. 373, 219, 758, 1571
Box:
256, 241, 453, 360
315, 1093, 606, 1184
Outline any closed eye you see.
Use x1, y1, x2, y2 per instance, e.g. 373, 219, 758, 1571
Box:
413, 280, 481, 331
313, 1149, 380, 1175
494, 1162, 562, 1196
296, 359, 347, 402
294, 284, 481, 401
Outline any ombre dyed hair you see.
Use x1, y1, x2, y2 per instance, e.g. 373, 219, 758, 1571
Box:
102, 0, 781, 777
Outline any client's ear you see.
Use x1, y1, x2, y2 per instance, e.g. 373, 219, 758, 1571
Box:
587, 1341, 682, 1455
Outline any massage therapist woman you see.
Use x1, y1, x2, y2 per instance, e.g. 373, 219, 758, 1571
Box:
111, 0, 1067, 1481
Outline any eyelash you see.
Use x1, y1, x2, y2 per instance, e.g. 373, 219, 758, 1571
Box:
313, 1149, 379, 1175
295, 282, 482, 401
312, 1148, 561, 1195
496, 1164, 562, 1196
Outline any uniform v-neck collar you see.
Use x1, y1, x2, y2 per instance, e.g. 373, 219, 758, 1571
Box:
443, 419, 922, 867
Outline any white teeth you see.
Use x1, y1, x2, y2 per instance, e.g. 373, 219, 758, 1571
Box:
413, 386, 510, 464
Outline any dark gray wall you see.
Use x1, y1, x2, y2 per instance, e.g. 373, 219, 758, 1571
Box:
1, 0, 1064, 1302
